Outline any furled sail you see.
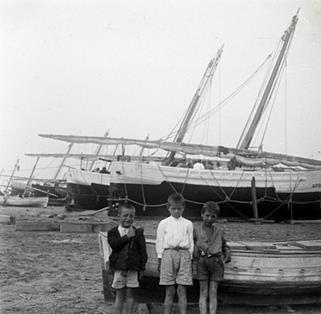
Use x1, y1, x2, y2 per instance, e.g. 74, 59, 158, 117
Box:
38, 133, 321, 167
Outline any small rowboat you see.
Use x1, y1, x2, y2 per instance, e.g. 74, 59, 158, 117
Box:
98, 232, 321, 305
0, 195, 49, 208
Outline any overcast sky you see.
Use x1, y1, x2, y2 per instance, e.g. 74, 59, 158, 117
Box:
0, 0, 321, 179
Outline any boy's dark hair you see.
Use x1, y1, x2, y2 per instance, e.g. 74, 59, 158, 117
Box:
118, 202, 136, 215
167, 193, 185, 207
201, 201, 220, 216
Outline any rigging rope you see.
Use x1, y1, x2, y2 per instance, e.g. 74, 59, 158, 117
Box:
161, 55, 271, 142
187, 54, 272, 137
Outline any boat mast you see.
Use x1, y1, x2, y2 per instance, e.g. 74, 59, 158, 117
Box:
88, 131, 109, 171
165, 45, 224, 164
22, 156, 40, 197
237, 11, 299, 150
4, 159, 20, 195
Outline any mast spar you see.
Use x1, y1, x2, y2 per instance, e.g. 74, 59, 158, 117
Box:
88, 131, 109, 171
237, 10, 299, 150
165, 45, 224, 165
22, 156, 40, 197
53, 143, 73, 180
4, 159, 20, 195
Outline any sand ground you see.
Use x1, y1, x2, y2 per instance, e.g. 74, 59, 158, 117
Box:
1, 206, 321, 314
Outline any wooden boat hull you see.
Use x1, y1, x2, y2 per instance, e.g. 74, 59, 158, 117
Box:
0, 196, 49, 207
109, 162, 321, 219
98, 233, 321, 304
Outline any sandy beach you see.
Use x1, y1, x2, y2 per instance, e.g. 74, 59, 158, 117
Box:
1, 206, 321, 314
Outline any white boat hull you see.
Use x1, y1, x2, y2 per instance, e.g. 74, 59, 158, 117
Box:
0, 196, 49, 208
109, 161, 321, 218
110, 161, 321, 193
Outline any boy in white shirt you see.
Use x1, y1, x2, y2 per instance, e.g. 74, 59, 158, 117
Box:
156, 193, 193, 314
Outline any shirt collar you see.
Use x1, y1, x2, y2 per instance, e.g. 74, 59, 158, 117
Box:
170, 215, 183, 221
118, 225, 129, 235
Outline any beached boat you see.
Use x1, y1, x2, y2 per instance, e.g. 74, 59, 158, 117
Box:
29, 148, 177, 211
0, 159, 49, 208
98, 232, 321, 304
10, 180, 67, 206
25, 136, 112, 210
27, 137, 169, 210
0, 195, 49, 207
37, 12, 321, 219
107, 11, 321, 220
108, 159, 321, 219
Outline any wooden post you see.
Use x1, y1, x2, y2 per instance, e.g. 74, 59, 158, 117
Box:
251, 176, 259, 221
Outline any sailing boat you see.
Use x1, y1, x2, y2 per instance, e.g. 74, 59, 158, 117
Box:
25, 134, 113, 210
0, 159, 49, 208
37, 12, 321, 218
105, 11, 321, 219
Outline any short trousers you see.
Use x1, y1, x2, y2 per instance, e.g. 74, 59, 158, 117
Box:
159, 248, 193, 286
197, 255, 224, 282
111, 270, 139, 289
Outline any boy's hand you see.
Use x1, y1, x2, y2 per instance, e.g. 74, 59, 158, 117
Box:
223, 250, 231, 263
139, 271, 144, 281
157, 258, 161, 273
127, 226, 135, 238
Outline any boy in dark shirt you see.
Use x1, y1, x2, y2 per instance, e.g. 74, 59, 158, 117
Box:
108, 203, 147, 314
193, 201, 231, 314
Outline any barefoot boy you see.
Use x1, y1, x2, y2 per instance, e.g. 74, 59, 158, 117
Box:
108, 203, 147, 314
193, 201, 231, 314
156, 193, 194, 314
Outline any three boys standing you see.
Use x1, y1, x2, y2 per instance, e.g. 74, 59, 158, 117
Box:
108, 194, 231, 314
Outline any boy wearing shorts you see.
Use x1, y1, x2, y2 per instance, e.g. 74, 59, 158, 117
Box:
194, 201, 231, 314
108, 203, 147, 314
156, 193, 194, 314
